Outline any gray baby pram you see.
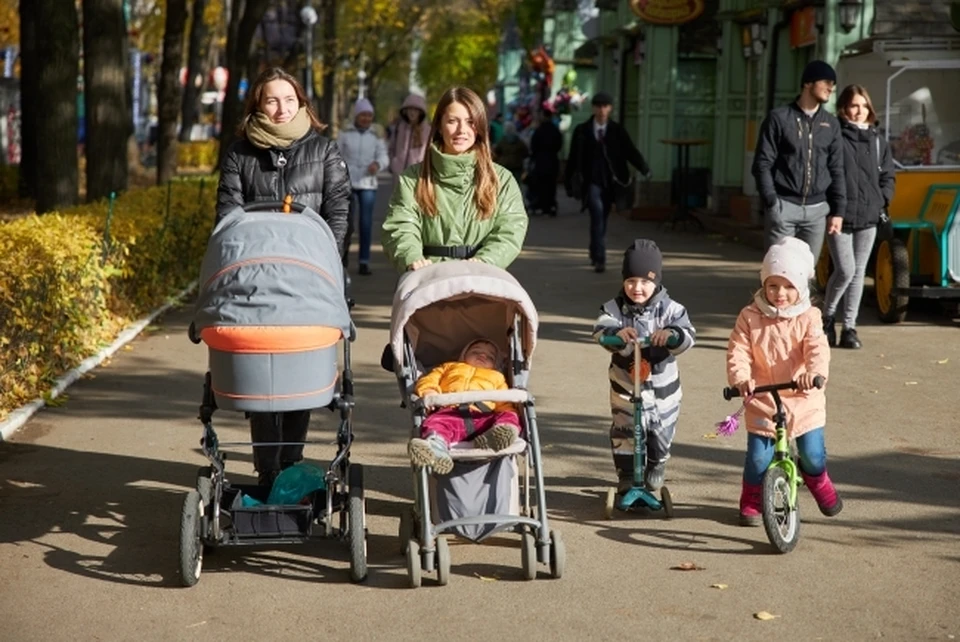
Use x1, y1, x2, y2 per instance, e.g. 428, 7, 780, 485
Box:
386, 260, 565, 587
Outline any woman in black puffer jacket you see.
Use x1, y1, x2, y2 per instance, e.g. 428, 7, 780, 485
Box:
823, 85, 895, 350
215, 67, 351, 487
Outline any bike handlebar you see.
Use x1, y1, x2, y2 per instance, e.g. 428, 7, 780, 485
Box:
722, 375, 825, 401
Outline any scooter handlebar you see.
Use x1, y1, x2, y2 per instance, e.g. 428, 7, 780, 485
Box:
597, 331, 681, 350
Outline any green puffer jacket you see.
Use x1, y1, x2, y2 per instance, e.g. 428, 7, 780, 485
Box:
381, 145, 529, 272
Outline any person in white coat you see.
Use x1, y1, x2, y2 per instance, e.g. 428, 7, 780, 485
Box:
338, 98, 390, 275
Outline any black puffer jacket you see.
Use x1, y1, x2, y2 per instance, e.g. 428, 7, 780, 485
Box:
839, 120, 896, 231
215, 129, 351, 253
752, 101, 846, 218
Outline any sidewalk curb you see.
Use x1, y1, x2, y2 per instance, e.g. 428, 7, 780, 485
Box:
0, 281, 198, 442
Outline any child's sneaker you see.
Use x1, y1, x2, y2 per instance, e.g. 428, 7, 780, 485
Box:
408, 435, 454, 475
472, 424, 519, 452
644, 460, 666, 491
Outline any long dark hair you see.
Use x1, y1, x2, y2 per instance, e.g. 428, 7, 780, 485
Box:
236, 67, 324, 137
415, 87, 498, 219
837, 84, 878, 125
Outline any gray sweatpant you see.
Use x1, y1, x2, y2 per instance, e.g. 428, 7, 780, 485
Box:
824, 226, 877, 329
764, 198, 830, 257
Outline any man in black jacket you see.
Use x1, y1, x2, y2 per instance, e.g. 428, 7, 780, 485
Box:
565, 92, 650, 273
752, 60, 846, 255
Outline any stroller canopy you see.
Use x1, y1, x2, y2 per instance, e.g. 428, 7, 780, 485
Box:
389, 261, 539, 369
194, 206, 351, 336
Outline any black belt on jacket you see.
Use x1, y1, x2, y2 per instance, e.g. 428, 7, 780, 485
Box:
422, 244, 480, 259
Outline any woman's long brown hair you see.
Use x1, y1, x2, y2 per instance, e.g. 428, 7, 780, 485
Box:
415, 87, 499, 219
236, 67, 324, 138
837, 84, 878, 125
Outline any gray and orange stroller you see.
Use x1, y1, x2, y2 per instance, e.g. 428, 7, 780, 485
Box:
180, 201, 365, 586
386, 260, 565, 587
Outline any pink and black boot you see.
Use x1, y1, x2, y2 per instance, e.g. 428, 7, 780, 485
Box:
802, 470, 843, 516
739, 480, 762, 526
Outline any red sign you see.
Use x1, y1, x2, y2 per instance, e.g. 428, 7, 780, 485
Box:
790, 6, 818, 48
629, 0, 705, 25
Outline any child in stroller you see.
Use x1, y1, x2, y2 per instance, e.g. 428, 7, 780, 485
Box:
408, 338, 523, 474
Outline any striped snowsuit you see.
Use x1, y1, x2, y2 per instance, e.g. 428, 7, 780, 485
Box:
592, 287, 695, 482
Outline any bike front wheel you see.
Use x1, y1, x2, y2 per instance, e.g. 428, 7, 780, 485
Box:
762, 467, 800, 553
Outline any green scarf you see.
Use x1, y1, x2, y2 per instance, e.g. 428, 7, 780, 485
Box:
244, 107, 311, 149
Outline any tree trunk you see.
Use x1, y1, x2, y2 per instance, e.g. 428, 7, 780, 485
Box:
320, 0, 337, 126
180, 0, 210, 143
82, 0, 130, 202
35, 0, 79, 213
217, 0, 270, 171
157, 0, 188, 185
17, 1, 38, 199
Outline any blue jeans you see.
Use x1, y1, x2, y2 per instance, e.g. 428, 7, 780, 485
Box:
346, 188, 376, 265
743, 427, 827, 485
586, 182, 613, 266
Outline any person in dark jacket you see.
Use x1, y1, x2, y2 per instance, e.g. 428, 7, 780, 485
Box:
822, 85, 895, 350
752, 60, 846, 256
528, 107, 563, 217
493, 121, 529, 184
215, 67, 352, 487
565, 92, 650, 273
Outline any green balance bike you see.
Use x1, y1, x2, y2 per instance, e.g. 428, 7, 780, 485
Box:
721, 376, 824, 553
598, 333, 679, 520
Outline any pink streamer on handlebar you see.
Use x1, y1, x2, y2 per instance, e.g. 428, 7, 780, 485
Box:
716, 395, 752, 436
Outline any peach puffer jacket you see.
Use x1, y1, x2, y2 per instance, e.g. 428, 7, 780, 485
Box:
414, 362, 514, 413
726, 303, 830, 437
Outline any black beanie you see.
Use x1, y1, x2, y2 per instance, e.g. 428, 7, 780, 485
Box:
592, 91, 613, 106
801, 60, 836, 87
622, 239, 662, 283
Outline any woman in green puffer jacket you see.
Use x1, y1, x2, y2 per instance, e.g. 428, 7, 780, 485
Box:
381, 87, 529, 272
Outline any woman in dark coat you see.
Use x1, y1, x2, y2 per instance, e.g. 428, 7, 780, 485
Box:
216, 67, 351, 486
822, 84, 895, 350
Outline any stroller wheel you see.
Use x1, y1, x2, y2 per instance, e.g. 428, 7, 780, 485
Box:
548, 529, 565, 580
660, 486, 674, 520
603, 487, 617, 520
178, 490, 203, 587
520, 532, 537, 581
398, 506, 415, 556
347, 464, 367, 583
405, 539, 422, 589
435, 536, 451, 586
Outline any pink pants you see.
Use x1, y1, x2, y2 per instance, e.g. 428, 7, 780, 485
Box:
421, 407, 522, 446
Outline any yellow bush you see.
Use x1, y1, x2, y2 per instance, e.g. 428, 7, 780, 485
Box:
177, 140, 219, 169
0, 178, 216, 418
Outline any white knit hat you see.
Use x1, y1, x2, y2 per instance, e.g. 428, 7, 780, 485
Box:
760, 237, 816, 301
352, 98, 374, 117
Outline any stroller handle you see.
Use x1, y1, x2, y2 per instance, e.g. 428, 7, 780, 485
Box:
242, 201, 307, 214
722, 376, 825, 401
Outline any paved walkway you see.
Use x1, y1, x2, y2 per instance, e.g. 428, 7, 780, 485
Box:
1, 188, 958, 641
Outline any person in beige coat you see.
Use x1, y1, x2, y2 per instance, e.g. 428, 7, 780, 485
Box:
726, 237, 843, 526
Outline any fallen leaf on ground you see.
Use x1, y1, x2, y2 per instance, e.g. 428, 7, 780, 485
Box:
871, 390, 879, 394
904, 381, 918, 386
671, 562, 705, 571
702, 433, 718, 439
42, 393, 68, 407
882, 365, 893, 370
710, 583, 728, 589
936, 358, 949, 364
474, 572, 500, 581
123, 345, 134, 351
754, 611, 779, 621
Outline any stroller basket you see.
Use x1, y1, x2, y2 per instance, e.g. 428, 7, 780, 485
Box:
220, 485, 315, 539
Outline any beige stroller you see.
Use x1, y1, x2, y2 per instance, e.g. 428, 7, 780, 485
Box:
385, 260, 565, 587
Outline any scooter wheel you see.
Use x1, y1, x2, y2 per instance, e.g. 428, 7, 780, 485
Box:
660, 486, 674, 519
603, 487, 616, 520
